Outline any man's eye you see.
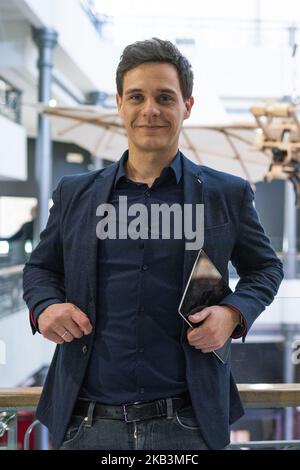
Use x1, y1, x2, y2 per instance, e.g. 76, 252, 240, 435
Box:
159, 95, 173, 103
129, 95, 143, 101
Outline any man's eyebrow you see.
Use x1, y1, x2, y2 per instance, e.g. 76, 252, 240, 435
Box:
124, 88, 143, 95
124, 88, 177, 95
157, 88, 177, 95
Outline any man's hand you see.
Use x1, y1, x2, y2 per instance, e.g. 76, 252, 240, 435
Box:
186, 305, 240, 353
37, 303, 93, 344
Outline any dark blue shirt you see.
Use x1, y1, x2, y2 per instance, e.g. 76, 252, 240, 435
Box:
80, 151, 187, 404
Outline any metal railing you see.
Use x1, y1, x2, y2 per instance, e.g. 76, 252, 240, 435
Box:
0, 384, 300, 450
101, 15, 300, 49
0, 387, 41, 450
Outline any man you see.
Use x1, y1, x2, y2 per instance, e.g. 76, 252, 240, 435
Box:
23, 38, 283, 450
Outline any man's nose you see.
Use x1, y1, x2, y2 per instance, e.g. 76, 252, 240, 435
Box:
141, 99, 160, 117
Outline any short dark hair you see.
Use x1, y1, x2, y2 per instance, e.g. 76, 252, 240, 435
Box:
116, 38, 194, 100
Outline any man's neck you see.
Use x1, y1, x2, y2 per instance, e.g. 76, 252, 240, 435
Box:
125, 148, 178, 187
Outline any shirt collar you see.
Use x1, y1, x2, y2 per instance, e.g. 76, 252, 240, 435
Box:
114, 149, 182, 188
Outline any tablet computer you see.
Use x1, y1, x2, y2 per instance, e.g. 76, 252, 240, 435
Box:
178, 249, 232, 364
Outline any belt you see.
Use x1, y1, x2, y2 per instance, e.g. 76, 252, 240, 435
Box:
73, 392, 191, 424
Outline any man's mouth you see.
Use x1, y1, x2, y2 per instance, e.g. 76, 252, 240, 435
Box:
136, 125, 167, 129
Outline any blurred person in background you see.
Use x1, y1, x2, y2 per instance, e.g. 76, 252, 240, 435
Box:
6, 205, 36, 242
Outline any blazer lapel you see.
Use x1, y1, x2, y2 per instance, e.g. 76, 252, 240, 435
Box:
182, 155, 204, 291
86, 162, 119, 305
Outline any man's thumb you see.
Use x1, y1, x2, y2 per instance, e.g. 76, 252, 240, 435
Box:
188, 308, 210, 323
71, 305, 93, 334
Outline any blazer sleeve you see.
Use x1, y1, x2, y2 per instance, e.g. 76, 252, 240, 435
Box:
23, 178, 66, 334
220, 180, 284, 341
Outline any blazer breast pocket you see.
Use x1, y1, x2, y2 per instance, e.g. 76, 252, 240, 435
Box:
203, 222, 232, 258
204, 222, 230, 237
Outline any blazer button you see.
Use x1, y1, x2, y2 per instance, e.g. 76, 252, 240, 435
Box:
82, 345, 88, 355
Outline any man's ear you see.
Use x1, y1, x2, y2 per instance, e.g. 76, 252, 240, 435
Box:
116, 94, 122, 112
183, 96, 194, 120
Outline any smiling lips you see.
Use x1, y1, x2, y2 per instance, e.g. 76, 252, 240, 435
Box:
136, 125, 167, 130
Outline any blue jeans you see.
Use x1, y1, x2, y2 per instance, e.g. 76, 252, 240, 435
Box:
60, 402, 208, 450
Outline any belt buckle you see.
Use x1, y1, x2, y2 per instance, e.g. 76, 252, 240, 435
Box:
122, 403, 141, 423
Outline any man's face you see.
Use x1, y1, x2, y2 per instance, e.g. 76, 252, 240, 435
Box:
116, 62, 194, 155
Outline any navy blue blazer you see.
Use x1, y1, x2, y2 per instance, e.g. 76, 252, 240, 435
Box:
23, 153, 283, 449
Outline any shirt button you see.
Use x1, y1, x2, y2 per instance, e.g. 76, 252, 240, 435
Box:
142, 264, 148, 271
82, 345, 88, 355
139, 348, 144, 353
139, 306, 145, 312
140, 388, 145, 394
145, 191, 150, 197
